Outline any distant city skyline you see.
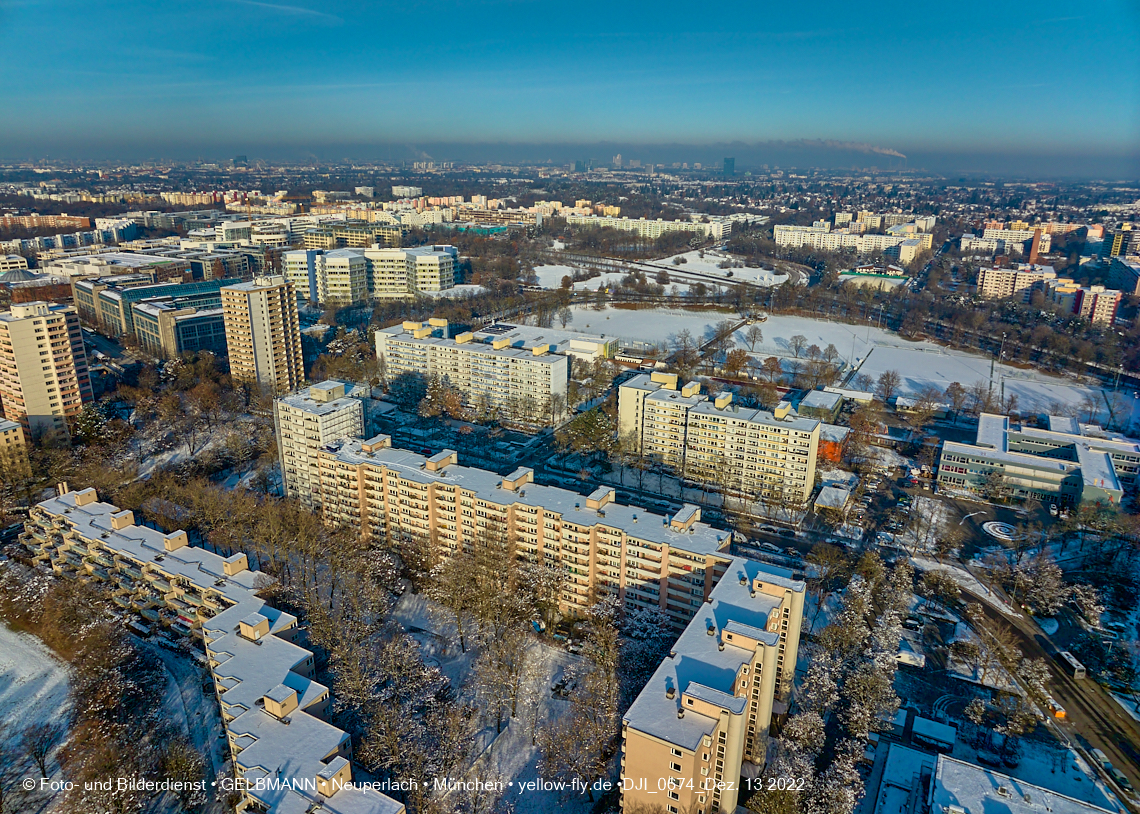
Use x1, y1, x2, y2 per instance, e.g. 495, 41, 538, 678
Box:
0, 0, 1137, 177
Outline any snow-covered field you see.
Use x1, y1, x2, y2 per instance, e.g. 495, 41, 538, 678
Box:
857, 344, 1105, 417
550, 306, 1110, 420
645, 250, 788, 287
0, 622, 71, 740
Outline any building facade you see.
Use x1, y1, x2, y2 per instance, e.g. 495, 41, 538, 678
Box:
936, 414, 1136, 509
131, 299, 228, 358
221, 276, 305, 393
374, 320, 569, 429
363, 245, 458, 299
73, 275, 236, 338
976, 264, 1057, 301
311, 434, 736, 631
0, 302, 93, 438
620, 560, 805, 814
274, 381, 366, 508
566, 214, 725, 240
1043, 279, 1123, 325
18, 487, 404, 814
1108, 257, 1140, 296
774, 223, 933, 255
619, 373, 820, 505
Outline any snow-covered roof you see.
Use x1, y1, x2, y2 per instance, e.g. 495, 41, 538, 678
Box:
323, 437, 733, 554
33, 490, 403, 814
799, 390, 843, 410
930, 755, 1117, 814
623, 559, 802, 750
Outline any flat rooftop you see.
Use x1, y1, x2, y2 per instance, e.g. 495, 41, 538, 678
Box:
325, 437, 732, 555
623, 559, 803, 749
930, 754, 1117, 814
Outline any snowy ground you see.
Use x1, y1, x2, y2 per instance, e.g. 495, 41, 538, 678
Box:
0, 623, 71, 814
644, 250, 788, 287
911, 557, 1017, 616
392, 593, 592, 813
142, 641, 229, 814
857, 344, 1107, 419
0, 622, 71, 744
551, 306, 1111, 420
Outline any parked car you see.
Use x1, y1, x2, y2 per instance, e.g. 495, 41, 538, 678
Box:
1111, 767, 1134, 792
759, 542, 781, 554
1049, 504, 1059, 517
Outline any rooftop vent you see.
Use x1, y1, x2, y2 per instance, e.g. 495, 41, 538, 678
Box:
666, 687, 675, 699
677, 708, 685, 719
281, 716, 291, 725
739, 576, 747, 585
706, 624, 715, 636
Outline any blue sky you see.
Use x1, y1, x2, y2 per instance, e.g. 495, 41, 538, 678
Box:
0, 0, 1137, 174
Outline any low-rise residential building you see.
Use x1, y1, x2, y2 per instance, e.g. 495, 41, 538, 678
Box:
274, 381, 366, 508
976, 264, 1057, 301
928, 754, 1116, 814
19, 487, 405, 814
620, 559, 805, 814
618, 373, 820, 506
796, 389, 843, 423
937, 413, 1137, 508
374, 319, 568, 429
0, 301, 93, 438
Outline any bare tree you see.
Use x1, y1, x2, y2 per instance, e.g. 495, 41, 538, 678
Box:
744, 324, 764, 351
875, 370, 902, 403
789, 334, 808, 358
21, 721, 63, 779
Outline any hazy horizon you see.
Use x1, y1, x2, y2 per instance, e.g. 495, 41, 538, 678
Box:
1, 0, 1137, 179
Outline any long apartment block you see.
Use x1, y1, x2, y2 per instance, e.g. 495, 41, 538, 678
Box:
19, 487, 405, 814
621, 559, 805, 814
619, 373, 820, 505
937, 413, 1137, 508
374, 319, 568, 429
314, 434, 735, 631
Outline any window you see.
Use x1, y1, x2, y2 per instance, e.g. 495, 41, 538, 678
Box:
671, 748, 683, 757
670, 762, 681, 773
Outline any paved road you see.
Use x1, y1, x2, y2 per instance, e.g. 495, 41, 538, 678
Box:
969, 595, 1140, 811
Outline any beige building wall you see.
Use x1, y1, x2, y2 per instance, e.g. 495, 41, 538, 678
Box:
619, 376, 821, 506
312, 436, 735, 631
620, 564, 805, 814
0, 302, 93, 438
221, 276, 304, 393
274, 381, 365, 508
374, 322, 568, 429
